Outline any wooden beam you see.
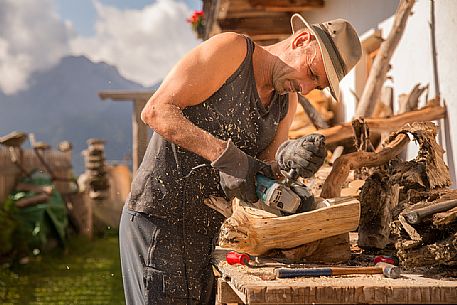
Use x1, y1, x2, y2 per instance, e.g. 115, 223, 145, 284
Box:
98, 91, 153, 101
249, 0, 324, 11
218, 14, 291, 36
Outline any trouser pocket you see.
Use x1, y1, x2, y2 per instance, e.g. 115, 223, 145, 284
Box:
143, 266, 189, 305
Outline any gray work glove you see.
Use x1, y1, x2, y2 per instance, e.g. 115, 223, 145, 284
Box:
275, 134, 326, 178
212, 140, 273, 203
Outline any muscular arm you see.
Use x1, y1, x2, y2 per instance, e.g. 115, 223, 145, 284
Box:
141, 33, 247, 162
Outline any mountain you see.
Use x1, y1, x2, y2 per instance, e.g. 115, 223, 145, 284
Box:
0, 55, 158, 174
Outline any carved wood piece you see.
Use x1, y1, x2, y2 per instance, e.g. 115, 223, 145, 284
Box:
218, 197, 360, 256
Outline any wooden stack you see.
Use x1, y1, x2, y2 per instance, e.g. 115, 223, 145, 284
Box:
82, 138, 109, 201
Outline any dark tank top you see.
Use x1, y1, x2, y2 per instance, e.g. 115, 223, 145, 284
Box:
127, 35, 289, 233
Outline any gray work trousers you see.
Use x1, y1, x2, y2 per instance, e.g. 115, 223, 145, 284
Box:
119, 206, 217, 305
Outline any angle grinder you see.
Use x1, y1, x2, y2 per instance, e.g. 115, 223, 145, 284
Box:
255, 169, 314, 215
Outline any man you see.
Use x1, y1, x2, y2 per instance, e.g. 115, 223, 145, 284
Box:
119, 13, 362, 305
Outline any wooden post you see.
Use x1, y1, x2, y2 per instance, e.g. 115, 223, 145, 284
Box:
98, 91, 154, 175
132, 99, 148, 173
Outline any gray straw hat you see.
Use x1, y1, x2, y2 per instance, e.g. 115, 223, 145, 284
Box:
291, 14, 362, 100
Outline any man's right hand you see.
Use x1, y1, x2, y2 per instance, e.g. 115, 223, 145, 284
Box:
275, 134, 326, 178
212, 140, 272, 203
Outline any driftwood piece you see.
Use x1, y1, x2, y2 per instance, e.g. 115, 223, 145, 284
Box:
289, 104, 445, 143
397, 232, 457, 268
218, 197, 360, 256
16, 183, 53, 195
321, 133, 409, 198
352, 118, 375, 180
398, 83, 428, 114
355, 0, 416, 117
204, 196, 233, 218
15, 193, 49, 208
358, 172, 400, 249
433, 206, 457, 226
352, 118, 375, 153
372, 86, 394, 119
405, 122, 451, 188
297, 94, 329, 129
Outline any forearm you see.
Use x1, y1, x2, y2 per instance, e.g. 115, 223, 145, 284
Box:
142, 102, 226, 162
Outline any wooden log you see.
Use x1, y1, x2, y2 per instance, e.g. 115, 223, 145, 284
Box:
321, 133, 410, 198
355, 0, 416, 117
218, 197, 360, 256
358, 172, 400, 249
289, 104, 445, 142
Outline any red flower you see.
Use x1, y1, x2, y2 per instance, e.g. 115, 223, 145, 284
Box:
187, 10, 205, 38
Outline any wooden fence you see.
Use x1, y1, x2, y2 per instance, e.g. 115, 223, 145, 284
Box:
0, 147, 73, 204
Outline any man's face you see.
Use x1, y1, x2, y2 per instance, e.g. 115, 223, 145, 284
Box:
274, 38, 329, 96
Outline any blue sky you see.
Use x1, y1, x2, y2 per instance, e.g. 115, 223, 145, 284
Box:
0, 0, 202, 94
55, 0, 201, 36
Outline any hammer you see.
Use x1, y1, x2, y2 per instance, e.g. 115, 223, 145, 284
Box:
275, 262, 401, 279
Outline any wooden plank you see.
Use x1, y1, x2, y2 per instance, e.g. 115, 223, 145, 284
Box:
249, 0, 324, 11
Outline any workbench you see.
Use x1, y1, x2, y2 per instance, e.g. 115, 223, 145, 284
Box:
213, 255, 457, 304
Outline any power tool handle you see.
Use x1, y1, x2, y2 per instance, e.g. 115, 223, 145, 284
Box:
226, 251, 250, 266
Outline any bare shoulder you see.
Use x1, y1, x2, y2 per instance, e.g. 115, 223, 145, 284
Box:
155, 32, 248, 108
196, 32, 247, 70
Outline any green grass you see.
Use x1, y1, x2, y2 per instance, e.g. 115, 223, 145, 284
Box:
0, 231, 125, 305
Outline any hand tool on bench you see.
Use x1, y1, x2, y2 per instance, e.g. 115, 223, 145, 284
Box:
226, 251, 290, 268
275, 262, 401, 279
404, 199, 457, 224
374, 255, 399, 266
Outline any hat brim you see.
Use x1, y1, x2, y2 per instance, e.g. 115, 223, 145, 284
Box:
291, 14, 340, 100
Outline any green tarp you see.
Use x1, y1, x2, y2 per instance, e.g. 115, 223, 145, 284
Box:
5, 170, 68, 250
